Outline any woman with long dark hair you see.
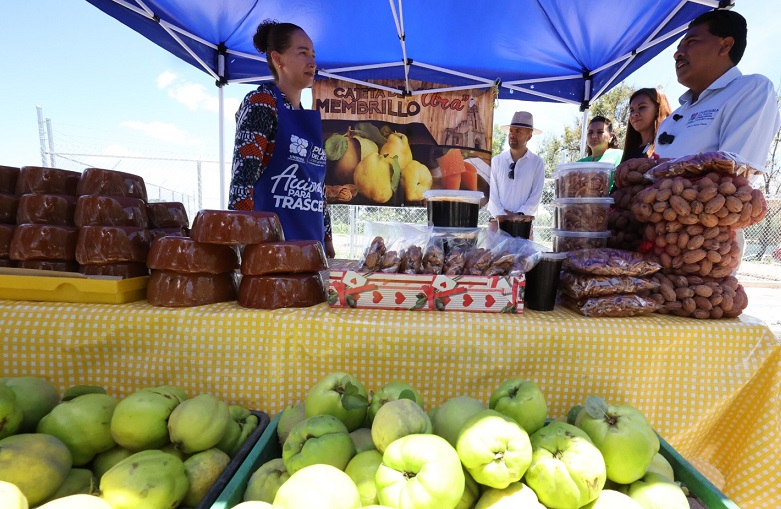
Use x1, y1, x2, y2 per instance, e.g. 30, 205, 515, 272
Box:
621, 88, 672, 162
577, 116, 623, 167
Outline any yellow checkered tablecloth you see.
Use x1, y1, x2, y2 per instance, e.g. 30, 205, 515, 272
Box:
1, 299, 778, 508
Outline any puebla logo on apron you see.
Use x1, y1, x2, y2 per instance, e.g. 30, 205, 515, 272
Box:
254, 84, 327, 242
288, 134, 327, 166
269, 137, 326, 213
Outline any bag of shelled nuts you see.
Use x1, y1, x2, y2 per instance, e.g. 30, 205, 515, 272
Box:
644, 151, 758, 180
559, 248, 662, 317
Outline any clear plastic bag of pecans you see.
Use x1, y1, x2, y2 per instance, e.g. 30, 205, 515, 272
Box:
359, 226, 546, 277
559, 272, 659, 299
641, 223, 740, 278
607, 158, 658, 252
631, 172, 766, 229
613, 157, 658, 190
644, 151, 758, 180
628, 167, 767, 319
561, 294, 661, 318
647, 274, 748, 319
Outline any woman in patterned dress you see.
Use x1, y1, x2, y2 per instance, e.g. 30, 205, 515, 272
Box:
228, 19, 335, 257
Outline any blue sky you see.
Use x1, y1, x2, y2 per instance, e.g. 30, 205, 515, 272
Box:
1, 1, 779, 210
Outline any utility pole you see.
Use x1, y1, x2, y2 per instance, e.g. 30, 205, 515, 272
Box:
46, 118, 57, 167
36, 106, 47, 167
197, 160, 203, 209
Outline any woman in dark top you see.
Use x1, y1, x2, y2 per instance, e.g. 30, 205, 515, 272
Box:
621, 88, 672, 162
228, 19, 335, 257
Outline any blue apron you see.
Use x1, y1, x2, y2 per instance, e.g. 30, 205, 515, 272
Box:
253, 85, 326, 243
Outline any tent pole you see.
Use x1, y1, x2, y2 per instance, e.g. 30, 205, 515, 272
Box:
219, 85, 226, 209
580, 78, 592, 156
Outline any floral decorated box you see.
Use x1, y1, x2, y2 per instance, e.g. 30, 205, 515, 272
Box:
327, 269, 525, 313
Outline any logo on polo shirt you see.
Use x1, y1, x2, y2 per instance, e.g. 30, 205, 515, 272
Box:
687, 108, 719, 127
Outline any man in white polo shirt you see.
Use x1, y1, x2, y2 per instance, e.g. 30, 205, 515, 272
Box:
655, 9, 780, 168
655, 9, 780, 270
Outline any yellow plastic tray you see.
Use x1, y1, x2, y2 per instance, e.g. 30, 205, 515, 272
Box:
0, 273, 148, 304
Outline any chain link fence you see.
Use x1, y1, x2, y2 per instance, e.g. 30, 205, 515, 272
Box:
331, 179, 555, 258
330, 182, 781, 281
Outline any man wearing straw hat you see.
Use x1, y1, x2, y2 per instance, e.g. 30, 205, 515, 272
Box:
486, 111, 545, 229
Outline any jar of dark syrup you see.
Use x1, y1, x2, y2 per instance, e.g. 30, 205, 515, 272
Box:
423, 190, 484, 228
496, 214, 534, 239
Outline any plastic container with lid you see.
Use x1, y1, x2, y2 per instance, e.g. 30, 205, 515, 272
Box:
553, 162, 614, 198
551, 197, 613, 232
496, 214, 534, 239
551, 229, 611, 252
525, 251, 567, 311
423, 190, 484, 228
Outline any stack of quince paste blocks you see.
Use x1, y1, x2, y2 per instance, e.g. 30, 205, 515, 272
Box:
147, 209, 327, 309
630, 152, 766, 319
4, 165, 82, 272
3, 165, 190, 279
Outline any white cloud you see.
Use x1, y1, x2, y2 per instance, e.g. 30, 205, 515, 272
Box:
169, 82, 215, 111
156, 71, 177, 89
120, 120, 198, 145
156, 71, 223, 112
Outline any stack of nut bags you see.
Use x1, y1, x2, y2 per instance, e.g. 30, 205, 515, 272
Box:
558, 248, 662, 317
8, 166, 82, 272
631, 152, 766, 318
608, 158, 658, 251
239, 240, 328, 309
550, 162, 613, 252
0, 165, 20, 267
74, 167, 151, 279
146, 235, 239, 307
146, 201, 190, 241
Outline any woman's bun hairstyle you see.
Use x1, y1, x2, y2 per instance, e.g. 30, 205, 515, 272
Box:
253, 19, 278, 54
253, 19, 305, 80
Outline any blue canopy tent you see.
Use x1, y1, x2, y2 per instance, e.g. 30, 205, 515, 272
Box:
84, 0, 731, 207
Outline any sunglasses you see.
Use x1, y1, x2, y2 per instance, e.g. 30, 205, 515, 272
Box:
509, 161, 516, 180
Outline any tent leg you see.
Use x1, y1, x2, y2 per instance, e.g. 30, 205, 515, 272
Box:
219, 86, 226, 209
579, 108, 589, 157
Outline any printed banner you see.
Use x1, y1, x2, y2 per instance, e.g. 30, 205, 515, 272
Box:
313, 79, 495, 207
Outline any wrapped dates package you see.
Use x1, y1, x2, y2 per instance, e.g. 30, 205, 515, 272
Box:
327, 223, 538, 313
327, 268, 525, 313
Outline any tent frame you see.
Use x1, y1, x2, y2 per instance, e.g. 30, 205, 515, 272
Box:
100, 0, 729, 207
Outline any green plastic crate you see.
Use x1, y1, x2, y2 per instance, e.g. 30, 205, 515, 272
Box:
657, 434, 740, 509
211, 415, 739, 509
197, 410, 270, 509
211, 413, 282, 508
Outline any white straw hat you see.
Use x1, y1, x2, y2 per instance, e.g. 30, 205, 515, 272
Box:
501, 111, 542, 134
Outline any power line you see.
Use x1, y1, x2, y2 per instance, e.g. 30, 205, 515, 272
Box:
49, 152, 219, 164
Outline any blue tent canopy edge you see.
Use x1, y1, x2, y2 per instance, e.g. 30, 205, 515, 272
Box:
84, 0, 726, 106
